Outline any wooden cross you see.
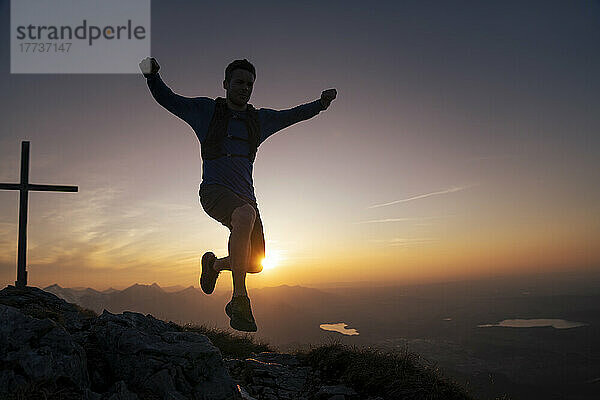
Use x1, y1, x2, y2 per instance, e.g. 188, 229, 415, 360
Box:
0, 141, 78, 288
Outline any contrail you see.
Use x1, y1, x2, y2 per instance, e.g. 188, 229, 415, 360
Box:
367, 185, 475, 209
354, 217, 419, 224
353, 215, 452, 225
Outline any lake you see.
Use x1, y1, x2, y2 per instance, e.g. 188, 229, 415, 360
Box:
319, 322, 359, 335
478, 319, 589, 329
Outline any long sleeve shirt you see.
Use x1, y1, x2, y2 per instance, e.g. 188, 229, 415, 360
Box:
146, 73, 325, 203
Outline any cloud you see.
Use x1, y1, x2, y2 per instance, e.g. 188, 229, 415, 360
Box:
353, 215, 452, 225
367, 237, 437, 247
367, 185, 476, 209
388, 237, 438, 247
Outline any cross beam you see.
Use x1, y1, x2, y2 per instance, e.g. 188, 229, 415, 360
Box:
0, 141, 78, 288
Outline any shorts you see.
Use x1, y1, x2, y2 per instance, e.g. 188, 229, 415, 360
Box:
199, 183, 265, 266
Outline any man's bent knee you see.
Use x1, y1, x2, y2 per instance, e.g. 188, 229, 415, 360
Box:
231, 204, 256, 230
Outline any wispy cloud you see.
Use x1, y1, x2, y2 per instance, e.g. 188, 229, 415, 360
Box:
1, 183, 205, 273
388, 237, 438, 247
353, 215, 453, 225
367, 185, 476, 209
367, 237, 438, 247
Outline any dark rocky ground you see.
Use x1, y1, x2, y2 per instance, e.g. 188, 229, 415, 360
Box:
0, 285, 393, 400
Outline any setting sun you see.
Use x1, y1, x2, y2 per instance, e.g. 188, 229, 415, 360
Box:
261, 249, 283, 270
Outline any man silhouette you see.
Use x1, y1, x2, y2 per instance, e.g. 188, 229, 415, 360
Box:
140, 57, 336, 331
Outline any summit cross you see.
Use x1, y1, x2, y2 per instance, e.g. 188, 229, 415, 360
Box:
0, 141, 78, 288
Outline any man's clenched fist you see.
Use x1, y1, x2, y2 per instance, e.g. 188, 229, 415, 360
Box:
139, 57, 160, 77
320, 88, 337, 110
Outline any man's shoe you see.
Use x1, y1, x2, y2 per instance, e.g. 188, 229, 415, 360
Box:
225, 295, 257, 332
200, 252, 219, 294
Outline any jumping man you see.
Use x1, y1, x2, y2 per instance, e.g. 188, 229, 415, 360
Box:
139, 57, 337, 331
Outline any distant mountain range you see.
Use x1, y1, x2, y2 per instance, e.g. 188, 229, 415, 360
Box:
43, 282, 345, 350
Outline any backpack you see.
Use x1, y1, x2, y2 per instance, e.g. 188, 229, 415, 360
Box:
201, 97, 261, 163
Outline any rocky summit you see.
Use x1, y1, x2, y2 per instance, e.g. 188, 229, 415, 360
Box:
0, 285, 373, 400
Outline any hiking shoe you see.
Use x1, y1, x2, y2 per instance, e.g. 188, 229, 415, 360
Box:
200, 252, 219, 294
225, 295, 257, 332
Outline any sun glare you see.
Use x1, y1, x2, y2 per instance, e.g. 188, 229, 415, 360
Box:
261, 249, 283, 270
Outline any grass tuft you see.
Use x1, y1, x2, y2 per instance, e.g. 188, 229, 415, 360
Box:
73, 304, 98, 319
293, 339, 476, 400
177, 322, 274, 358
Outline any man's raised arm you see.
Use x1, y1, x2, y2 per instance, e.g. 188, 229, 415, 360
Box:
259, 88, 337, 143
139, 57, 197, 126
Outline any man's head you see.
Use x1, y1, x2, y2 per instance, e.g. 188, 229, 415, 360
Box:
223, 59, 256, 108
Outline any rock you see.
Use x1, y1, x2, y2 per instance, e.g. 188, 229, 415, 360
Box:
83, 388, 103, 400
89, 309, 237, 399
236, 384, 258, 400
0, 285, 237, 399
0, 285, 95, 333
315, 384, 359, 399
0, 303, 90, 395
226, 352, 318, 399
103, 380, 138, 400
253, 351, 301, 367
